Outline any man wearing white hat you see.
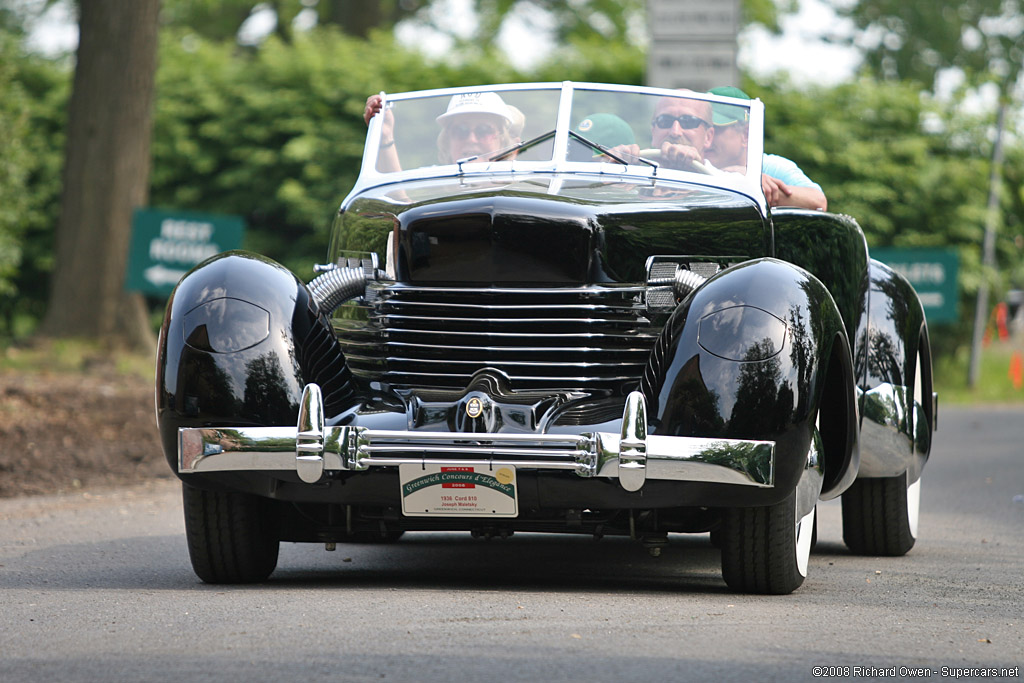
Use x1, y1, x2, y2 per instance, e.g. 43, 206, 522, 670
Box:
364, 91, 516, 171
434, 92, 515, 164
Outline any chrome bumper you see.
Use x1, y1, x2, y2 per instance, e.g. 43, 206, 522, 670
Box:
179, 386, 775, 492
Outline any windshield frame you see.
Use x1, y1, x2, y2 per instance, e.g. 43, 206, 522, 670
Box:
347, 81, 766, 212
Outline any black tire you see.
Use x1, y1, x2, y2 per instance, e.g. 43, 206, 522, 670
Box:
182, 483, 280, 583
841, 472, 918, 556
720, 491, 814, 595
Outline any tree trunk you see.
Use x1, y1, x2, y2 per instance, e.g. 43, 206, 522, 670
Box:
38, 0, 160, 350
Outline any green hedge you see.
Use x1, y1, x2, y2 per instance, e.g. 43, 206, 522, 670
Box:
1, 25, 1017, 356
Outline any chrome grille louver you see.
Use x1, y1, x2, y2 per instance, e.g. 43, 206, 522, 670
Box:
334, 285, 663, 392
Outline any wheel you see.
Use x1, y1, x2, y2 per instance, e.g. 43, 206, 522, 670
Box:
720, 490, 815, 594
841, 471, 919, 555
842, 346, 924, 556
182, 483, 280, 583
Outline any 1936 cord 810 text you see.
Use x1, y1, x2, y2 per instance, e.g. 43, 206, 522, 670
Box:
156, 82, 935, 593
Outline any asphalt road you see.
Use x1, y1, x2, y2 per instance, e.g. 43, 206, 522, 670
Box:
1, 406, 1022, 683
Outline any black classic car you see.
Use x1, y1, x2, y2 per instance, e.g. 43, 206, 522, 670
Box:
156, 82, 935, 594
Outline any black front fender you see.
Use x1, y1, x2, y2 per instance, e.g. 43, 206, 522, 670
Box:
640, 258, 858, 505
155, 251, 357, 479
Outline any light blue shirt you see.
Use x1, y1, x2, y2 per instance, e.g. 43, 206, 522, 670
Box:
763, 154, 822, 191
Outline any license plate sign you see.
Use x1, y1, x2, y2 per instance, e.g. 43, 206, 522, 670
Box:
399, 464, 518, 517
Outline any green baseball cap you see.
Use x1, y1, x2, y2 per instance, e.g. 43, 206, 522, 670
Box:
575, 113, 635, 149
708, 86, 750, 127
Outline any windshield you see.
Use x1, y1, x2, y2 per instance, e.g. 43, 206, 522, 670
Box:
372, 89, 561, 171
360, 83, 762, 194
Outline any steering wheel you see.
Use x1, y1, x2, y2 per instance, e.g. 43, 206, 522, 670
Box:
639, 148, 714, 175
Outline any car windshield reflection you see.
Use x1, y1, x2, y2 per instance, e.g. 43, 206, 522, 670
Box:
368, 84, 756, 182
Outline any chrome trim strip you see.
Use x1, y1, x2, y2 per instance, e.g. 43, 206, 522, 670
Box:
377, 371, 646, 383
377, 315, 647, 325
380, 301, 644, 311
383, 358, 646, 368
372, 284, 649, 295
360, 445, 584, 457
385, 342, 655, 353
360, 458, 584, 471
379, 329, 658, 339
360, 429, 589, 443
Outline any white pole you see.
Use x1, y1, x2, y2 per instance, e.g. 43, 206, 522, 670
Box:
968, 99, 1007, 388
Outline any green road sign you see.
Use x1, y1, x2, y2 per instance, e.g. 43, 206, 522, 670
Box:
872, 247, 959, 324
125, 208, 244, 297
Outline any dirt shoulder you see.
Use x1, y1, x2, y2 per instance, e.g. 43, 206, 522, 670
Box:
0, 367, 172, 498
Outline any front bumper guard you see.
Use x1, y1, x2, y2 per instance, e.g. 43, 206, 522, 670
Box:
179, 385, 775, 492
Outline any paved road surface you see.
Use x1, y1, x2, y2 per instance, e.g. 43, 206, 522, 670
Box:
1, 406, 1021, 682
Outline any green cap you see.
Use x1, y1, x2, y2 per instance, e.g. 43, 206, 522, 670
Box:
708, 86, 750, 127
575, 113, 635, 149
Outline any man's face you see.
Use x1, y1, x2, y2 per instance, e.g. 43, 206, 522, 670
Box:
445, 114, 506, 161
707, 123, 747, 169
651, 97, 714, 158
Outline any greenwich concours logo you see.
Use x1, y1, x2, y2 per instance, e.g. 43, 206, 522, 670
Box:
401, 469, 515, 498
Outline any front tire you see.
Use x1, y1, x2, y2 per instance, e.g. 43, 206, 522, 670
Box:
720, 491, 815, 594
841, 471, 919, 555
182, 483, 280, 583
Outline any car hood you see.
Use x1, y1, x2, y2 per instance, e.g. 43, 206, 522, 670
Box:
334, 174, 768, 286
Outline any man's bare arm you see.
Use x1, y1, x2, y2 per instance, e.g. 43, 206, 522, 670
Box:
762, 174, 827, 211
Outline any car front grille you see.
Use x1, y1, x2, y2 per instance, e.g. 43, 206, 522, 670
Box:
333, 285, 662, 393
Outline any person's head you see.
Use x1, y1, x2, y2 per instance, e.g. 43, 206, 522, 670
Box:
570, 113, 635, 160
436, 92, 514, 164
651, 92, 714, 160
706, 86, 751, 170
507, 104, 525, 142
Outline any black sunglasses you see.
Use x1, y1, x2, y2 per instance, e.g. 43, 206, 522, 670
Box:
450, 123, 499, 140
652, 114, 710, 130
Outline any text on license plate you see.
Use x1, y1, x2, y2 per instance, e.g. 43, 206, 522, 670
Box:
399, 464, 518, 517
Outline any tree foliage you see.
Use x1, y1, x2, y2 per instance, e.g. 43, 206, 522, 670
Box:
159, 0, 793, 53
3, 0, 1023, 358
829, 0, 1024, 93
0, 32, 67, 332
0, 33, 30, 301
160, 0, 425, 42
759, 78, 986, 248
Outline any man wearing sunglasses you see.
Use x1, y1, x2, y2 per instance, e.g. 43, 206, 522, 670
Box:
648, 95, 717, 171
604, 92, 716, 173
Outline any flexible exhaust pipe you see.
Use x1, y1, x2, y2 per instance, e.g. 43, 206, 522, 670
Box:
307, 265, 370, 315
